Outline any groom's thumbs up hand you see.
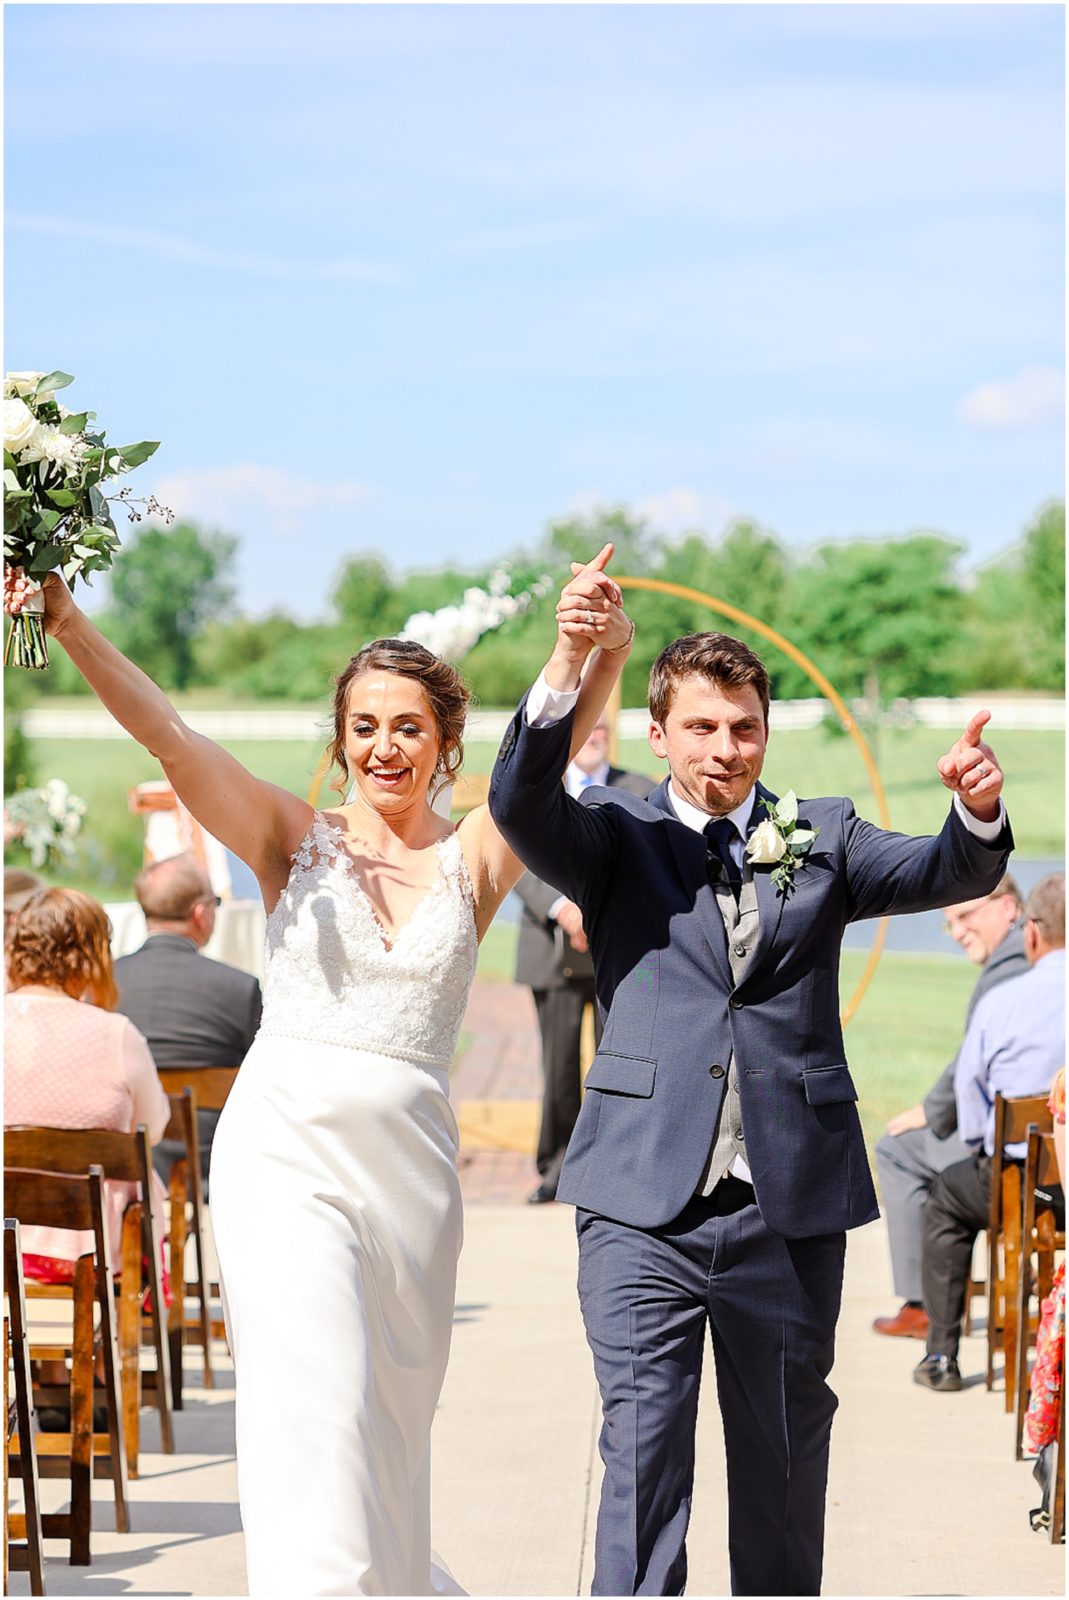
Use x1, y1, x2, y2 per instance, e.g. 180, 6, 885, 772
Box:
936, 709, 1004, 821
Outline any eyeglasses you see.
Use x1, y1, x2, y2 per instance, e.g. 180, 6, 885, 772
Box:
941, 906, 984, 936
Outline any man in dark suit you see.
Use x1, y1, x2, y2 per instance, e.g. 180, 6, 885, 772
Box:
489, 560, 1011, 1596
515, 716, 654, 1205
114, 853, 262, 1191
872, 875, 1025, 1340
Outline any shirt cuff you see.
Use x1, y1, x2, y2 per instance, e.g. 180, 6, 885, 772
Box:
547, 895, 568, 923
953, 794, 1007, 842
525, 670, 580, 728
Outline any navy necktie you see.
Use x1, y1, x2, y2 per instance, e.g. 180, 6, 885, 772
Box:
704, 817, 741, 902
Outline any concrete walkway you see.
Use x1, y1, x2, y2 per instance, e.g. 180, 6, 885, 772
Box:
10, 1208, 1061, 1598
9, 978, 1063, 1596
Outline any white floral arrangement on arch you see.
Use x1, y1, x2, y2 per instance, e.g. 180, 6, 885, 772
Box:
399, 565, 552, 662
3, 369, 171, 669
5, 778, 88, 870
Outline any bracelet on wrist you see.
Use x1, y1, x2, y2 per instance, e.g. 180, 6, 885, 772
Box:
603, 618, 635, 654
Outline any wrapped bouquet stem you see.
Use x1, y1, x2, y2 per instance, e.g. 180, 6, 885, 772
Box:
3, 369, 170, 668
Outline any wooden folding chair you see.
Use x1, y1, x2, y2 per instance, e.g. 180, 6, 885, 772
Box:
4, 1167, 128, 1565
986, 1092, 1052, 1410
4, 1219, 46, 1595
1014, 1127, 1066, 1460
157, 1068, 239, 1343
161, 1088, 213, 1409
4, 1126, 174, 1478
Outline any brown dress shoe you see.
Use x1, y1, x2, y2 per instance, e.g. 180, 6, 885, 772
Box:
872, 1302, 929, 1339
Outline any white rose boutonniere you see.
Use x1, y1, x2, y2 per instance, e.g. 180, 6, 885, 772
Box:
745, 791, 819, 895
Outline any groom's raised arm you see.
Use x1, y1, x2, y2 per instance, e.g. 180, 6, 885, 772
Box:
489, 547, 631, 907
844, 711, 1013, 921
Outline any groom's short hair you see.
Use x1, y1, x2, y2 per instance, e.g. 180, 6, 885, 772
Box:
649, 633, 771, 725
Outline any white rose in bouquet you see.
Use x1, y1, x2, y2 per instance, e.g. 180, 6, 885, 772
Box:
3, 372, 47, 399
746, 819, 788, 865
4, 397, 40, 455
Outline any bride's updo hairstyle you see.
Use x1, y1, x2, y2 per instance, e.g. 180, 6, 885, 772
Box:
328, 639, 470, 797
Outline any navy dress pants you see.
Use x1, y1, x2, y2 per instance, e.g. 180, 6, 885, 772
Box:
577, 1179, 846, 1597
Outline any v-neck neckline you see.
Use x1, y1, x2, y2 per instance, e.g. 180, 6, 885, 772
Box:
316, 811, 450, 953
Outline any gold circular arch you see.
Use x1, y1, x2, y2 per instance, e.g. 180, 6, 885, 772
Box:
614, 574, 891, 1028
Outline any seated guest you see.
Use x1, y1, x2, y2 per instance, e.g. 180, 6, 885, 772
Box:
915, 873, 1066, 1391
4, 867, 44, 987
1023, 1068, 1065, 1466
873, 875, 1026, 1338
4, 887, 171, 1285
114, 853, 262, 1191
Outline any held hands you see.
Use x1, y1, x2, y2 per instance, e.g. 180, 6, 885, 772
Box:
936, 710, 1004, 823
554, 542, 634, 664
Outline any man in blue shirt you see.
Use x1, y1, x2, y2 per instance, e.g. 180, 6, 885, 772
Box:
915, 873, 1065, 1392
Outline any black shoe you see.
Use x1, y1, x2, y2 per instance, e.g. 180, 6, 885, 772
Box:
37, 1402, 110, 1432
912, 1354, 963, 1392
526, 1184, 556, 1205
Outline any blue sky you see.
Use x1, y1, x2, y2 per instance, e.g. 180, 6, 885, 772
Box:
5, 4, 1064, 618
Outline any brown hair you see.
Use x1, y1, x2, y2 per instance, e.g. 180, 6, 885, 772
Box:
1025, 873, 1065, 948
648, 633, 771, 725
134, 854, 213, 922
327, 639, 470, 797
990, 873, 1024, 912
7, 888, 119, 1010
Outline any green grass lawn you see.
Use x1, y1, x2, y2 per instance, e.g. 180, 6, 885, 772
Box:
478, 923, 979, 1163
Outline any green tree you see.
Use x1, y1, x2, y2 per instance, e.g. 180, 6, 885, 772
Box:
106, 522, 236, 690
331, 554, 401, 647
1021, 502, 1065, 688
780, 534, 967, 700
960, 503, 1065, 691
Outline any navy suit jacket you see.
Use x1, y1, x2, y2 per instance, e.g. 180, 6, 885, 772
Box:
488, 697, 1013, 1239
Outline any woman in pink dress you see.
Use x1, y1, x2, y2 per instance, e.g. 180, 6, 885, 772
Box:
4, 886, 170, 1283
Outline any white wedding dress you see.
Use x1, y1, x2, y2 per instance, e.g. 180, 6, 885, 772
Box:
210, 811, 476, 1596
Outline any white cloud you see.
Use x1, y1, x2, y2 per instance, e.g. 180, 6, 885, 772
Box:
958, 367, 1065, 429
634, 488, 736, 534
563, 487, 735, 535
153, 465, 376, 539
7, 213, 396, 284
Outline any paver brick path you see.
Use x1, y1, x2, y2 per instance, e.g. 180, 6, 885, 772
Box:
454, 978, 544, 1204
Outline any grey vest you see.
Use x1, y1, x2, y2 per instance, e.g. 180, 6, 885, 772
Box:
697, 865, 759, 1194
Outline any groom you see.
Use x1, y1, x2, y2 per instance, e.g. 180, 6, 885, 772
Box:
489, 588, 1012, 1596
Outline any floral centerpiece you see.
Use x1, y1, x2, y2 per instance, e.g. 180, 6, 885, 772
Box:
4, 779, 88, 870
3, 369, 170, 668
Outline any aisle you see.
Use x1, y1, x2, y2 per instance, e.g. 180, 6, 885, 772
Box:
17, 1207, 1061, 1597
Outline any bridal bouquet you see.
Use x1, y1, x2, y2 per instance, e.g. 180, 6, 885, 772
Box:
3, 370, 169, 668
4, 778, 88, 870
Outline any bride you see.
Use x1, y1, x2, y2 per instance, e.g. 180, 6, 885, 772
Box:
15, 545, 633, 1596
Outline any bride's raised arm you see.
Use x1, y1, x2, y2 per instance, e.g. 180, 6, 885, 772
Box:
17, 572, 308, 892
459, 543, 634, 935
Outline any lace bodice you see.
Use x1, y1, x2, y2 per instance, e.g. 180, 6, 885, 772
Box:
258, 813, 478, 1069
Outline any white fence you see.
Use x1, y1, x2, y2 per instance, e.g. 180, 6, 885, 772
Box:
21, 694, 1065, 743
